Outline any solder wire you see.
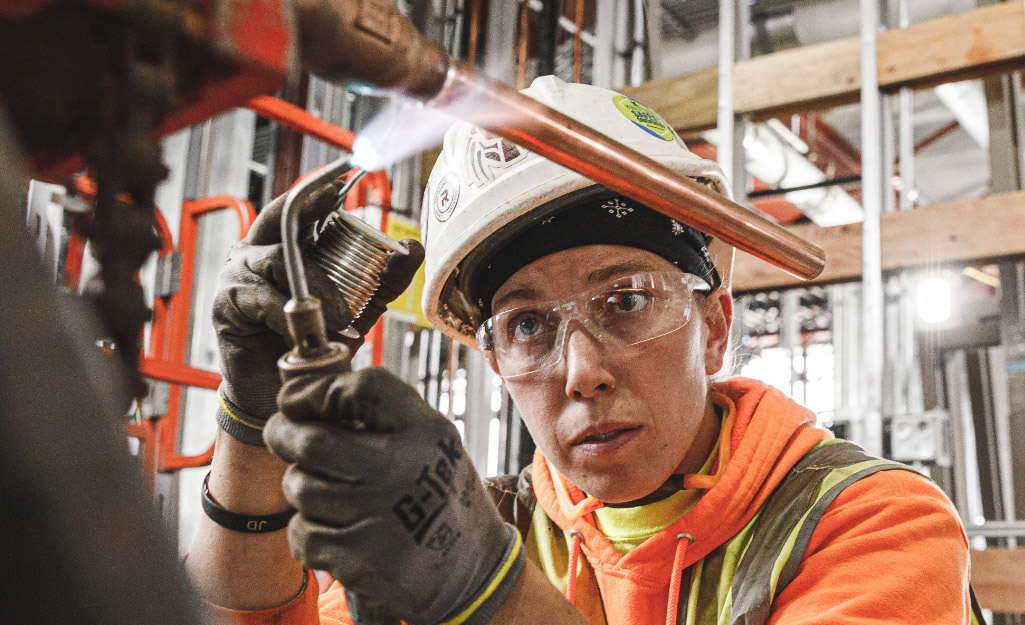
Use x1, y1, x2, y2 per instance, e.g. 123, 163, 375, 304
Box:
281, 157, 407, 335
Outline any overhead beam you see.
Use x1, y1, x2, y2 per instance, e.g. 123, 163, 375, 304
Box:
624, 2, 1025, 135
971, 548, 1025, 613
732, 190, 1025, 293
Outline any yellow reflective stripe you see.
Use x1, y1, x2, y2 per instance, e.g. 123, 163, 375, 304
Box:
767, 458, 893, 599
216, 391, 265, 431
696, 454, 902, 625
715, 511, 765, 624
437, 530, 524, 625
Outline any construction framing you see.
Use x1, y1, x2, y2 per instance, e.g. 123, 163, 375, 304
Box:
625, 2, 1025, 134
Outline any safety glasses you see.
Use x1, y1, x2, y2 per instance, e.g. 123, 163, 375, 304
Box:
476, 271, 710, 378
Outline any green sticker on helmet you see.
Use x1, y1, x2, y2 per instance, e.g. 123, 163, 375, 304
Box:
613, 96, 674, 142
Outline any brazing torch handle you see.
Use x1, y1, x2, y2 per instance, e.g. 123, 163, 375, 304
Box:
277, 347, 402, 625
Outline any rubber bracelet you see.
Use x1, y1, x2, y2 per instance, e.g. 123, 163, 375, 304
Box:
201, 472, 295, 533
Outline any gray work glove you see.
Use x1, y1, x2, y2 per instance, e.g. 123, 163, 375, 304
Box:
212, 181, 425, 445
264, 368, 526, 625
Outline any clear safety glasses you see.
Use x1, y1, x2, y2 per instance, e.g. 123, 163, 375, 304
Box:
476, 271, 711, 378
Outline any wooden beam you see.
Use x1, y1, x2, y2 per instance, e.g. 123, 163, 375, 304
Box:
624, 2, 1025, 135
731, 190, 1025, 293
879, 3, 1025, 89
971, 548, 1025, 613
733, 37, 861, 120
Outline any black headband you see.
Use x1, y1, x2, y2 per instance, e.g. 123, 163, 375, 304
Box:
471, 195, 720, 319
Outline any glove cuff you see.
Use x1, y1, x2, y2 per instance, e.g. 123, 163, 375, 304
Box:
215, 386, 270, 446
434, 524, 526, 625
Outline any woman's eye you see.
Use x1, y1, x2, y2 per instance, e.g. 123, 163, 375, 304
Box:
510, 314, 547, 341
605, 291, 650, 314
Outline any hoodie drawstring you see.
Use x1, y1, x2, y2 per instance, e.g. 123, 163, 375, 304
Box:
565, 530, 584, 604
666, 532, 694, 625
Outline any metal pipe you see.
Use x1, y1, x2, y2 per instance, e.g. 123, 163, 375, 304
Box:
294, 0, 824, 280
573, 0, 584, 83
747, 174, 862, 199
592, 0, 616, 88
630, 0, 646, 87
431, 61, 825, 280
718, 0, 750, 202
516, 0, 530, 89
859, 0, 884, 457
467, 0, 482, 67
964, 521, 1025, 539
613, 0, 630, 88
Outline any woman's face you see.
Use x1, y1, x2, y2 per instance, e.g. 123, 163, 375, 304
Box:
489, 245, 732, 503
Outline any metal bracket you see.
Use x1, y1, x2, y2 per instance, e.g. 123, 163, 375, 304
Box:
139, 379, 170, 419
890, 409, 951, 466
153, 251, 182, 298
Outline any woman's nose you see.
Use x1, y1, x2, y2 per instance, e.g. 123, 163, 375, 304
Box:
562, 324, 616, 400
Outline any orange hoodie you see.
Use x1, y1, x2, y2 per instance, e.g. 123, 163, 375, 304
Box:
215, 378, 972, 625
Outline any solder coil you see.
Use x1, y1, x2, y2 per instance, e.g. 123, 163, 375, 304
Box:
304, 207, 407, 329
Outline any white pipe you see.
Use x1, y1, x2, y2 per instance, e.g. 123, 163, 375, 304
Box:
717, 0, 749, 199
859, 0, 884, 457
592, 0, 616, 88
630, 0, 647, 87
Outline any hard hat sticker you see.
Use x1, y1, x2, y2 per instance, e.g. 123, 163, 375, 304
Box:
613, 96, 674, 142
464, 128, 527, 187
433, 174, 461, 222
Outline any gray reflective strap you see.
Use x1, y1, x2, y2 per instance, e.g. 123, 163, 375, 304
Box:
775, 459, 910, 593
729, 441, 909, 625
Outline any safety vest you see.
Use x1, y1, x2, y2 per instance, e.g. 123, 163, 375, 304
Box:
485, 440, 986, 625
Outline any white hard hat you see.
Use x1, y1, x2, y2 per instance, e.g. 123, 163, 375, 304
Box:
421, 75, 734, 349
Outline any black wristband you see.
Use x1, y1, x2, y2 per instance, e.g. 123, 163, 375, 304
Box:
201, 472, 295, 533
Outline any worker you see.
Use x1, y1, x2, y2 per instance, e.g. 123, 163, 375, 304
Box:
186, 76, 981, 625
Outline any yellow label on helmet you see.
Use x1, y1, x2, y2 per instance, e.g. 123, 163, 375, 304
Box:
613, 96, 674, 142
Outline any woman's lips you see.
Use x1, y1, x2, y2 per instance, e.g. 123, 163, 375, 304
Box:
571, 426, 642, 454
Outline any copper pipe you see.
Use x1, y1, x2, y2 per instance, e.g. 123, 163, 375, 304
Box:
469, 0, 479, 66
573, 0, 584, 83
516, 0, 530, 88
293, 0, 824, 280
431, 61, 825, 280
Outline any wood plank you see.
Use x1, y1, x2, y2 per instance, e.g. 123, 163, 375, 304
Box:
879, 2, 1025, 89
629, 2, 1025, 136
970, 548, 1025, 613
733, 37, 861, 119
731, 191, 1025, 293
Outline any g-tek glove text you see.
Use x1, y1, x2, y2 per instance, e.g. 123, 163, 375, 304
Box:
264, 368, 525, 625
